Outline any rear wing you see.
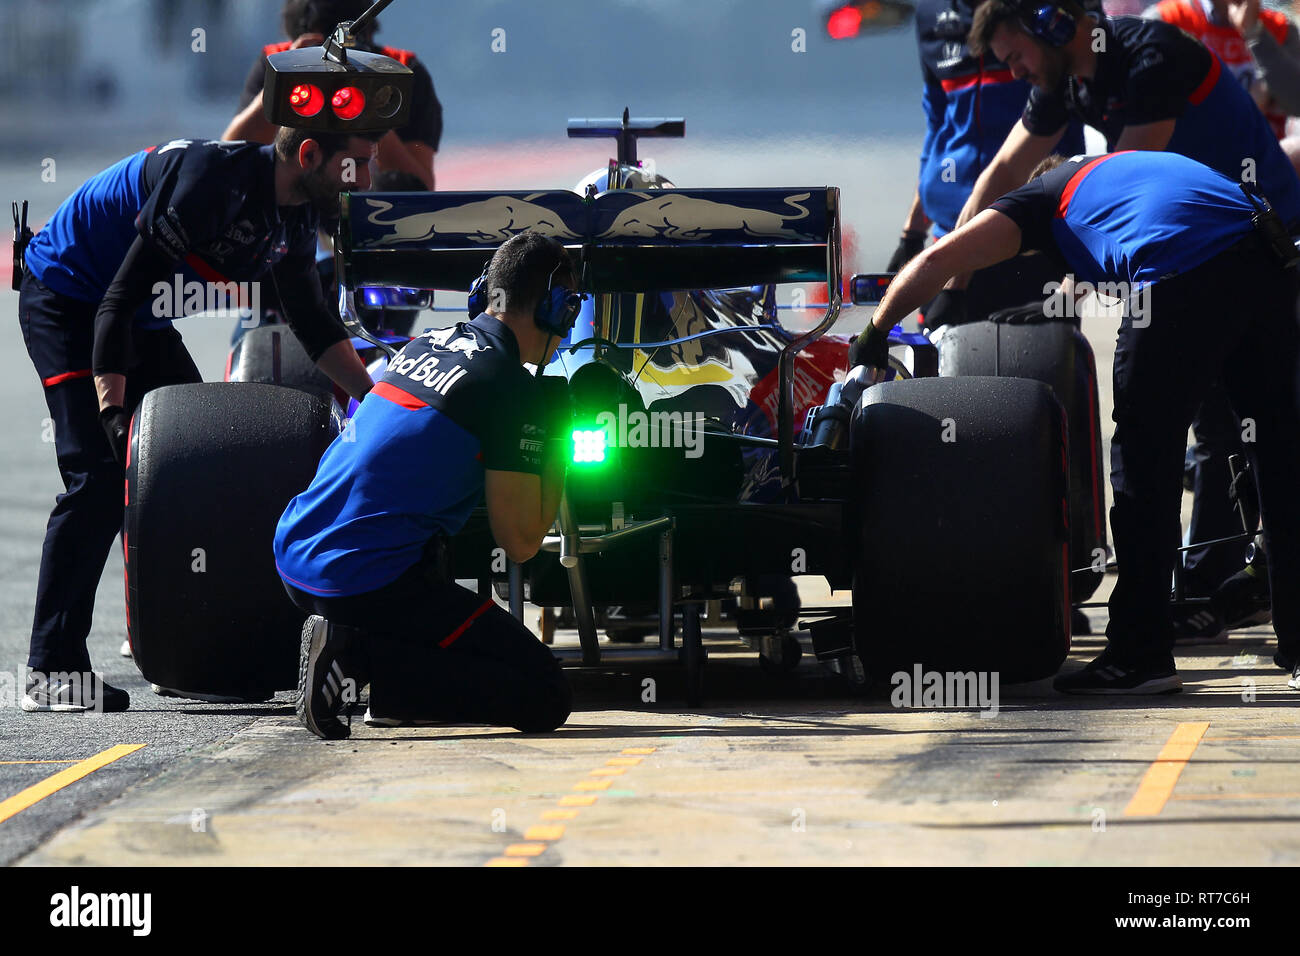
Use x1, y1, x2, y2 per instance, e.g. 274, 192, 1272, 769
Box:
338, 187, 839, 293
335, 186, 842, 479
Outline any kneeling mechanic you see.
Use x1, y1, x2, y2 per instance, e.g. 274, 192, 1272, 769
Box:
275, 231, 580, 738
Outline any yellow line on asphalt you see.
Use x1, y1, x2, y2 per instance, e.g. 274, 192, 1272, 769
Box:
541, 809, 580, 820
1124, 723, 1209, 817
524, 825, 566, 841
0, 745, 146, 825
504, 843, 547, 857
483, 746, 659, 866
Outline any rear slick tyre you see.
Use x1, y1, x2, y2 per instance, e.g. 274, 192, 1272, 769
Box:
849, 376, 1070, 684
125, 382, 340, 700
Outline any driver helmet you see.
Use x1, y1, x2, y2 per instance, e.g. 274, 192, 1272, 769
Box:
574, 162, 675, 195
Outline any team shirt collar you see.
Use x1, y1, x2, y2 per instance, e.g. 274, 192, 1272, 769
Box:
467, 313, 522, 363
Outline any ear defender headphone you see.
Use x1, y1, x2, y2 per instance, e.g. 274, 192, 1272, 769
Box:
534, 261, 585, 337
467, 257, 585, 337
1018, 0, 1077, 47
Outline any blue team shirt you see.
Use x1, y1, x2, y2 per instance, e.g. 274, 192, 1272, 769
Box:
1022, 15, 1300, 226
915, 0, 1086, 236
24, 139, 317, 329
991, 151, 1258, 286
274, 316, 548, 597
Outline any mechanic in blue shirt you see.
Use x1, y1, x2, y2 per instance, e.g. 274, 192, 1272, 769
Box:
960, 0, 1300, 638
16, 129, 379, 713
890, 0, 1088, 327
275, 230, 577, 739
850, 150, 1300, 693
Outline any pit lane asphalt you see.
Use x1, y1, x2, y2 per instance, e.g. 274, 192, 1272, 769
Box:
0, 283, 298, 866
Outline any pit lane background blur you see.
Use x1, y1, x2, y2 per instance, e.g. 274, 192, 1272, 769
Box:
0, 0, 933, 270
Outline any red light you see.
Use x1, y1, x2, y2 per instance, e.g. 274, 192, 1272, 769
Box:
288, 83, 324, 117
827, 5, 863, 38
331, 86, 365, 120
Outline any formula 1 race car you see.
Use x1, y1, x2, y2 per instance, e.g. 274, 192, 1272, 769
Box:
123, 113, 1086, 705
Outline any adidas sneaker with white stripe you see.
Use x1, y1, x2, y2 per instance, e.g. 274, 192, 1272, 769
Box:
297, 615, 362, 739
1054, 650, 1183, 695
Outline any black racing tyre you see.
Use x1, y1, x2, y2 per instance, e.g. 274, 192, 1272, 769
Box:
125, 383, 341, 700
938, 320, 1108, 602
226, 325, 335, 400
850, 376, 1070, 684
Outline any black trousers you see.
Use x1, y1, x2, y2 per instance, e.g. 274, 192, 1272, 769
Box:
1106, 238, 1300, 663
18, 272, 201, 671
283, 547, 572, 733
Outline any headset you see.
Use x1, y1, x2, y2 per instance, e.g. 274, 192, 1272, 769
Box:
1017, 0, 1077, 47
467, 256, 585, 337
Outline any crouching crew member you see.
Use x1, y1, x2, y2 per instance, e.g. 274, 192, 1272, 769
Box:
275, 231, 578, 739
16, 129, 378, 713
849, 150, 1300, 693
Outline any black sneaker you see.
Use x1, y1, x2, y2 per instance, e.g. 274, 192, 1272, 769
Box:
1171, 605, 1228, 645
22, 671, 130, 712
1053, 650, 1183, 695
296, 616, 365, 740
1071, 608, 1092, 635
1212, 566, 1272, 630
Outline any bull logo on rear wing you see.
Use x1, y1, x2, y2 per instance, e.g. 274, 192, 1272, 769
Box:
595, 192, 815, 241
364, 194, 582, 244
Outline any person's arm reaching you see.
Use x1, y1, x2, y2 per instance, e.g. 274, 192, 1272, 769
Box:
222, 89, 277, 144
850, 210, 1024, 367
889, 60, 944, 268
375, 133, 435, 189
92, 235, 179, 411
1244, 17, 1300, 116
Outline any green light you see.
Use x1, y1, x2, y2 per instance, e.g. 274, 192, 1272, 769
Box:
572, 429, 607, 464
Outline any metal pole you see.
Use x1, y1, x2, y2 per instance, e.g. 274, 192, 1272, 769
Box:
658, 525, 676, 651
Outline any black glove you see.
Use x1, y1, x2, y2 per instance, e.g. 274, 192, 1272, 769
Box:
919, 289, 968, 330
886, 230, 927, 273
99, 405, 130, 466
847, 321, 891, 371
